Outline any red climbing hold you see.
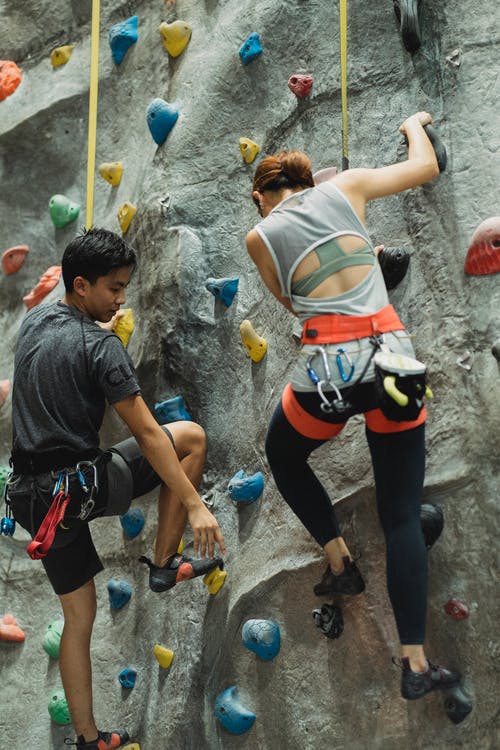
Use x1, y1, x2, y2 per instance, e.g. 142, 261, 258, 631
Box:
2, 245, 29, 275
0, 60, 22, 101
443, 598, 469, 621
464, 216, 500, 276
23, 266, 62, 310
288, 74, 313, 98
0, 614, 25, 642
0, 380, 10, 407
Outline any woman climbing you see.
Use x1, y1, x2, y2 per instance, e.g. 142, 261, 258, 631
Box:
246, 111, 460, 699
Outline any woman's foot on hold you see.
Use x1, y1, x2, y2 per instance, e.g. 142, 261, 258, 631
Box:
64, 729, 130, 749
139, 553, 223, 593
313, 556, 365, 596
395, 656, 461, 700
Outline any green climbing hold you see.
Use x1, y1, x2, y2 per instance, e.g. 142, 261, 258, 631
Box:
48, 689, 71, 725
43, 618, 64, 659
48, 194, 80, 228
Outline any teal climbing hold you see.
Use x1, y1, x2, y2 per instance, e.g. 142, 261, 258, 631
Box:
147, 98, 179, 145
215, 686, 256, 735
48, 689, 71, 725
242, 619, 281, 660
48, 195, 80, 228
239, 32, 262, 65
42, 618, 64, 659
109, 16, 139, 65
205, 277, 239, 307
120, 507, 145, 539
118, 666, 137, 689
228, 470, 264, 503
107, 579, 132, 610
154, 395, 193, 424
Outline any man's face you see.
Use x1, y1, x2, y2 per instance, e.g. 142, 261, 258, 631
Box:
81, 266, 133, 322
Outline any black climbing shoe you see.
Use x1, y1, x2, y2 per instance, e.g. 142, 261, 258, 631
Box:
393, 0, 422, 53
378, 246, 410, 290
420, 502, 444, 550
64, 729, 130, 749
139, 553, 224, 593
395, 656, 461, 700
313, 556, 365, 597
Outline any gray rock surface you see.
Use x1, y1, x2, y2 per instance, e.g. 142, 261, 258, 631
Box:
1, 1, 499, 748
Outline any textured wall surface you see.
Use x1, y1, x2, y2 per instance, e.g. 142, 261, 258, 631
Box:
1, 1, 499, 748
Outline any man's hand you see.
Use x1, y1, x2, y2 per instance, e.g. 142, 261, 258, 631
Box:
97, 309, 125, 332
188, 503, 226, 559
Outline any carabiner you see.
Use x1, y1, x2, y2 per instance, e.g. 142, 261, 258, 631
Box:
336, 348, 355, 383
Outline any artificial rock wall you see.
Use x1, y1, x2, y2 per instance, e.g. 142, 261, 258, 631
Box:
1, 1, 499, 748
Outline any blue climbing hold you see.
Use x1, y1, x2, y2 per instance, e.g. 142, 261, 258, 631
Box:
228, 470, 264, 503
205, 277, 239, 307
118, 666, 137, 689
109, 16, 139, 65
107, 579, 132, 610
154, 395, 193, 424
119, 508, 145, 539
215, 686, 256, 735
239, 32, 262, 65
242, 619, 280, 660
0, 517, 15, 536
147, 98, 179, 146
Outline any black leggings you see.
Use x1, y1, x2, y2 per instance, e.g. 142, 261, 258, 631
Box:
265, 398, 427, 645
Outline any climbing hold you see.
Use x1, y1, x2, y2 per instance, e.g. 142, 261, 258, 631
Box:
239, 138, 260, 164
49, 194, 80, 228
205, 277, 239, 307
203, 566, 227, 595
423, 124, 447, 173
443, 598, 469, 621
177, 537, 184, 554
42, 618, 64, 659
456, 350, 473, 371
122, 746, 141, 750
0, 380, 9, 407
154, 644, 174, 668
118, 666, 137, 689
0, 466, 11, 497
118, 202, 136, 234
147, 98, 179, 146
420, 503, 444, 551
48, 689, 71, 725
443, 685, 473, 724
464, 217, 500, 276
159, 20, 192, 57
288, 74, 313, 98
154, 395, 193, 424
109, 16, 139, 65
492, 340, 500, 362
98, 161, 124, 187
215, 686, 256, 735
114, 308, 135, 347
0, 60, 22, 101
242, 619, 280, 660
393, 0, 422, 53
107, 579, 132, 610
445, 48, 462, 68
119, 507, 145, 539
227, 470, 264, 503
378, 246, 410, 290
51, 45, 74, 67
239, 320, 268, 363
2, 244, 29, 275
23, 266, 62, 310
0, 517, 15, 536
0, 614, 25, 642
312, 603, 344, 639
239, 32, 262, 65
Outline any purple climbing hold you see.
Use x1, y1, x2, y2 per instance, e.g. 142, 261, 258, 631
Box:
109, 16, 139, 65
119, 507, 145, 539
107, 579, 132, 610
205, 277, 239, 307
154, 395, 193, 424
147, 98, 179, 146
239, 32, 262, 65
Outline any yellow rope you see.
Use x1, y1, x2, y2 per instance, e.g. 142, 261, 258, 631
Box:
85, 0, 101, 229
339, 0, 349, 170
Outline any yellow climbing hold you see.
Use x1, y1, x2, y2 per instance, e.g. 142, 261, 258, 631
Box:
122, 745, 141, 750
154, 644, 174, 669
239, 138, 260, 164
240, 320, 268, 363
118, 202, 136, 234
113, 308, 134, 347
98, 161, 124, 186
203, 566, 227, 595
177, 537, 184, 555
159, 20, 192, 58
51, 45, 74, 67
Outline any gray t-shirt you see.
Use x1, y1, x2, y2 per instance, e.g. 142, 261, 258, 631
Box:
12, 301, 141, 454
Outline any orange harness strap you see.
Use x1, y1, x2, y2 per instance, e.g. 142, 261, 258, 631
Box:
301, 304, 405, 345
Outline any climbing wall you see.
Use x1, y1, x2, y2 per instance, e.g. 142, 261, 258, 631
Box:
1, 0, 499, 747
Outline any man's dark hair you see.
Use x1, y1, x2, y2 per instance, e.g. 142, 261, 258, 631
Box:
62, 227, 137, 292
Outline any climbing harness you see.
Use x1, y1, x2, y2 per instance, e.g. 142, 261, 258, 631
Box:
339, 0, 349, 170
85, 0, 101, 229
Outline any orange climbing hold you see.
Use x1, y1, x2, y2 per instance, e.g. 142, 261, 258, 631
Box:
23, 266, 62, 310
464, 216, 500, 276
0, 614, 25, 642
2, 245, 29, 275
0, 60, 22, 101
0, 380, 10, 407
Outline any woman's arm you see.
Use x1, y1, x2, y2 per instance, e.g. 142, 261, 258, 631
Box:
246, 229, 296, 314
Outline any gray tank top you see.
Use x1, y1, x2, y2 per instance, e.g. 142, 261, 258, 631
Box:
254, 181, 389, 322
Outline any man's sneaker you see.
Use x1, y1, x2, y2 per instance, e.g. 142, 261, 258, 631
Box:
64, 729, 130, 749
396, 656, 461, 700
313, 556, 365, 597
139, 553, 224, 593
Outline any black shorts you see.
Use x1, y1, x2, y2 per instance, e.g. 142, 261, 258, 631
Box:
7, 427, 175, 596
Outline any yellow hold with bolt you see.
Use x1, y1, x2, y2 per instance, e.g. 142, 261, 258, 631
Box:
51, 45, 74, 67
118, 202, 136, 234
113, 308, 134, 348
203, 566, 227, 595
239, 138, 260, 164
159, 20, 192, 57
240, 320, 268, 363
98, 161, 124, 186
154, 644, 174, 669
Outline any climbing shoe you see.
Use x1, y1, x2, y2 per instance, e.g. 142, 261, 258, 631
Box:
313, 556, 365, 597
395, 656, 461, 700
64, 729, 130, 749
139, 552, 224, 593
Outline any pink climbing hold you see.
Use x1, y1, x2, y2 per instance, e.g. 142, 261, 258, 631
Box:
464, 216, 500, 276
0, 614, 25, 642
2, 245, 29, 275
23, 266, 62, 310
443, 598, 469, 621
288, 73, 313, 98
0, 380, 10, 407
0, 60, 22, 101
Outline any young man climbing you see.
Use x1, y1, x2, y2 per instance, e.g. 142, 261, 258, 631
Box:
7, 228, 226, 750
